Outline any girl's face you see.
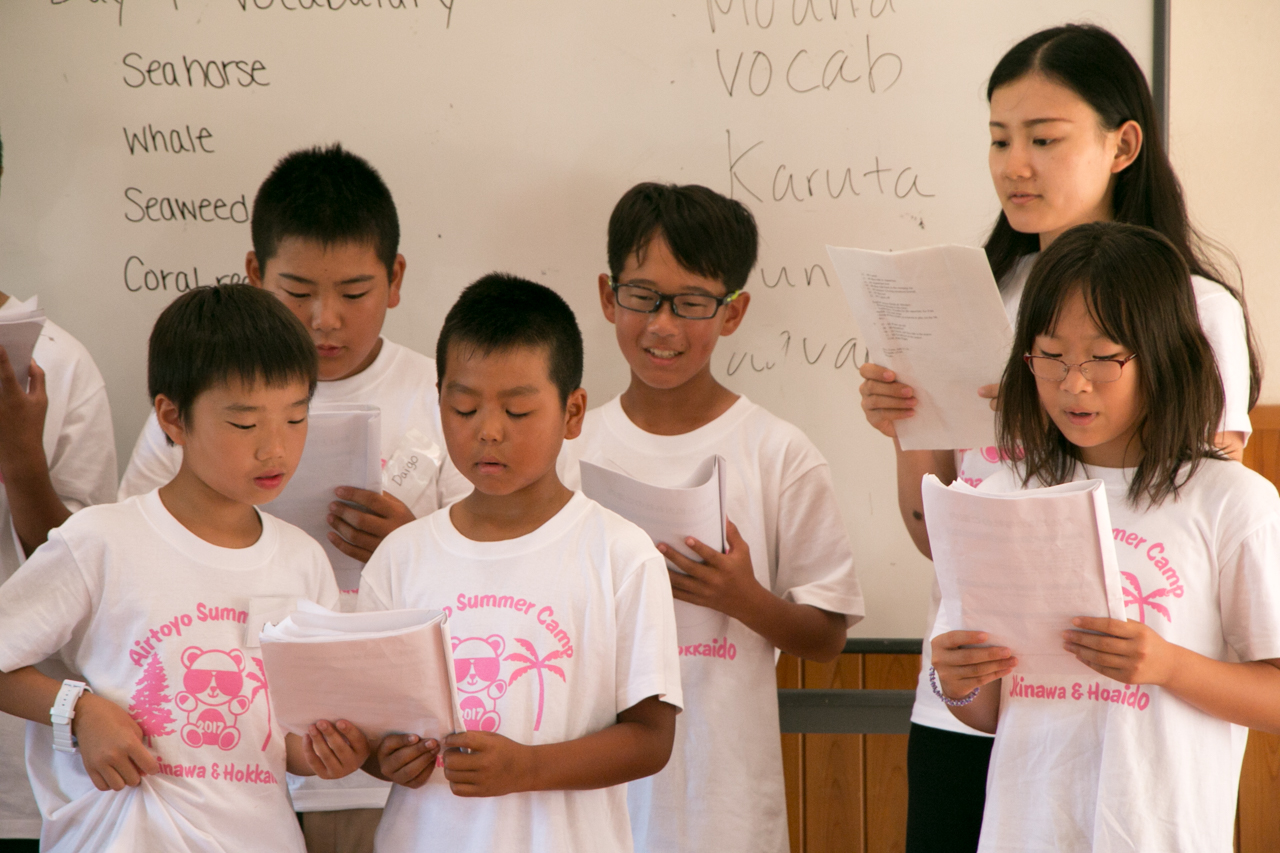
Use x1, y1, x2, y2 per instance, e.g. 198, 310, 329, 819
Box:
989, 74, 1142, 250
1032, 290, 1143, 468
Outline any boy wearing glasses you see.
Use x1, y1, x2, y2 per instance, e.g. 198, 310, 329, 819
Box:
558, 182, 865, 853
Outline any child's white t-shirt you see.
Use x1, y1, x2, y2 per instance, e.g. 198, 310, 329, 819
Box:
0, 296, 117, 840
119, 338, 472, 527
911, 255, 1256, 738
116, 338, 471, 813
356, 492, 683, 853
0, 491, 340, 853
964, 460, 1280, 852
557, 395, 865, 853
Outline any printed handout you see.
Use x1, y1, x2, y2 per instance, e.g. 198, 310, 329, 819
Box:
0, 297, 47, 389
579, 455, 727, 571
259, 600, 466, 743
827, 244, 1013, 450
922, 475, 1126, 678
262, 403, 381, 593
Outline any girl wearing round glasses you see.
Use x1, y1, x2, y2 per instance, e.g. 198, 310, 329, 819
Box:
854, 24, 1260, 853
931, 221, 1280, 852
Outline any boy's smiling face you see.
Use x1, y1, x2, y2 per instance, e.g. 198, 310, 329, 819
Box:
248, 237, 405, 382
159, 376, 312, 508
440, 343, 584, 498
600, 233, 749, 393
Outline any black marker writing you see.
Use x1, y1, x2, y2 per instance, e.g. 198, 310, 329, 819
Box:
123, 125, 214, 155
122, 53, 269, 89
124, 188, 249, 223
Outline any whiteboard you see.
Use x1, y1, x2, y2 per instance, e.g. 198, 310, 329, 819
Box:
0, 0, 1155, 637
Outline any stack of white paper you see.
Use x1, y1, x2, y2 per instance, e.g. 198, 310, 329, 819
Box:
259, 600, 465, 743
263, 403, 381, 593
922, 475, 1126, 677
579, 455, 727, 572
0, 297, 47, 389
827, 244, 1013, 450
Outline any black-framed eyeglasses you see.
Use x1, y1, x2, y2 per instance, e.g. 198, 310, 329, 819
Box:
609, 276, 741, 320
1023, 353, 1138, 383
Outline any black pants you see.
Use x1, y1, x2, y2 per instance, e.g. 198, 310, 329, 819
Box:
904, 723, 994, 853
0, 840, 39, 853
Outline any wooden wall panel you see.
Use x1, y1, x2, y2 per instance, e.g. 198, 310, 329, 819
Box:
863, 655, 918, 853
802, 656, 864, 853
1239, 405, 1280, 853
778, 653, 805, 853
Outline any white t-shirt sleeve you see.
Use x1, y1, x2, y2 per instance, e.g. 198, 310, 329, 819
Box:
355, 543, 396, 613
612, 550, 683, 713
1218, 516, 1280, 663
1192, 277, 1252, 440
0, 532, 95, 673
45, 356, 116, 513
118, 410, 182, 500
773, 463, 865, 624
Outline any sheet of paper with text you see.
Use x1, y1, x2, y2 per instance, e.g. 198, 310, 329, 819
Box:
262, 403, 381, 595
0, 297, 47, 389
922, 475, 1126, 678
260, 600, 465, 743
828, 244, 1013, 450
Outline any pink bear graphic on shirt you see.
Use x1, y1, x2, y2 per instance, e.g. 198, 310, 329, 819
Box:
174, 647, 251, 751
452, 635, 507, 732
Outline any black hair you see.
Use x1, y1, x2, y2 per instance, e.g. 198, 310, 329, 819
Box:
148, 284, 318, 441
436, 273, 583, 405
984, 24, 1260, 407
997, 222, 1224, 507
607, 182, 759, 293
251, 143, 400, 280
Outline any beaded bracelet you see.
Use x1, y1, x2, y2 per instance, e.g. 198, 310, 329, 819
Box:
929, 665, 980, 707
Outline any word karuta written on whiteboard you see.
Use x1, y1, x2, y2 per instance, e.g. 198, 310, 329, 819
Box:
709, 0, 900, 98
726, 132, 934, 205
123, 256, 249, 294
725, 330, 871, 375
51, 0, 455, 29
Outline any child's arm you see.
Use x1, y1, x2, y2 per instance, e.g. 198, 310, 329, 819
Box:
0, 665, 160, 791
930, 630, 1017, 733
0, 352, 71, 554
430, 695, 675, 797
284, 720, 372, 778
1066, 617, 1280, 732
660, 521, 847, 662
325, 486, 416, 563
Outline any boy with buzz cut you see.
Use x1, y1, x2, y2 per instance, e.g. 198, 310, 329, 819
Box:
118, 145, 470, 847
558, 182, 866, 853
0, 284, 370, 853
120, 143, 471, 572
357, 274, 683, 853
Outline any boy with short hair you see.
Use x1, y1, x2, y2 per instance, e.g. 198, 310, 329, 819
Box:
119, 143, 471, 569
0, 284, 369, 853
0, 126, 118, 851
118, 146, 470, 845
357, 274, 682, 853
558, 183, 865, 853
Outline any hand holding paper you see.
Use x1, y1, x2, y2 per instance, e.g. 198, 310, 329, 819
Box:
578, 455, 727, 572
829, 244, 1012, 450
259, 601, 466, 746
922, 475, 1126, 678
262, 403, 381, 592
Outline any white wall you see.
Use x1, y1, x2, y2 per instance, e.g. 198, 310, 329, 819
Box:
1171, 1, 1280, 402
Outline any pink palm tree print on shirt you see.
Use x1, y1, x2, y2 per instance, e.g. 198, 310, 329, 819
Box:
1121, 571, 1172, 624
504, 639, 567, 731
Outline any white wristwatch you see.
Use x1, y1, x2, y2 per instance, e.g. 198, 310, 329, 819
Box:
50, 680, 93, 754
